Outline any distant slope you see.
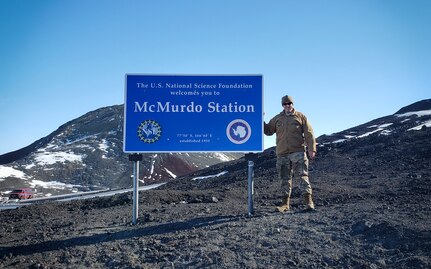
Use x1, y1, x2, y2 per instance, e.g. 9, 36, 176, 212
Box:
317, 99, 431, 145
0, 105, 241, 197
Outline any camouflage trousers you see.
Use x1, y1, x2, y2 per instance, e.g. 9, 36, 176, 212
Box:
277, 151, 313, 196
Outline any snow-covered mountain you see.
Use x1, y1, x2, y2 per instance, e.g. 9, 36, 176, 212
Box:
0, 105, 241, 197
317, 99, 431, 145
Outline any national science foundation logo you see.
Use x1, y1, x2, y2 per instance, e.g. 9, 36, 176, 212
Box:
226, 119, 251, 144
137, 120, 162, 143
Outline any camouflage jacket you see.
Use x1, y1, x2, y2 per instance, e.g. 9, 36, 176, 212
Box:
264, 109, 316, 156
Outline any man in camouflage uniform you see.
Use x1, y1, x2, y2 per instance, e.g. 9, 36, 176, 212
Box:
264, 95, 316, 212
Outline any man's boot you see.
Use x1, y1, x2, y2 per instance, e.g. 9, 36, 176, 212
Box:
303, 193, 316, 211
276, 195, 290, 213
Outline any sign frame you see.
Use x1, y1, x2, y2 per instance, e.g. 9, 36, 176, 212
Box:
123, 74, 264, 153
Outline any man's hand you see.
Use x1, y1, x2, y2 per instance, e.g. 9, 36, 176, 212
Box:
308, 150, 316, 159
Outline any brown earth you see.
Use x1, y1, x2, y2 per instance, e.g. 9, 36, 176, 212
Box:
0, 128, 430, 268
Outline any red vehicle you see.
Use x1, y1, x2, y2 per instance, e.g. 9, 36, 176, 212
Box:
9, 188, 33, 200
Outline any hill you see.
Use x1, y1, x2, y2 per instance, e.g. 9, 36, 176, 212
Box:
0, 99, 430, 268
0, 105, 241, 197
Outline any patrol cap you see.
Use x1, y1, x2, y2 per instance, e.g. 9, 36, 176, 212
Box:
281, 95, 294, 105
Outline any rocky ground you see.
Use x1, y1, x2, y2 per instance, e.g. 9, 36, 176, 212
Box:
0, 127, 430, 268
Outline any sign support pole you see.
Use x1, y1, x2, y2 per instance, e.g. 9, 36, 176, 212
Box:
247, 160, 254, 216
245, 153, 257, 216
129, 154, 143, 225
132, 160, 139, 224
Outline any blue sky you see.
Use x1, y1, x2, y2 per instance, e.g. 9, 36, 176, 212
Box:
0, 0, 430, 154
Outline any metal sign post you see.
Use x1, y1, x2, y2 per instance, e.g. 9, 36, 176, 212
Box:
129, 154, 143, 225
245, 153, 257, 216
248, 160, 254, 216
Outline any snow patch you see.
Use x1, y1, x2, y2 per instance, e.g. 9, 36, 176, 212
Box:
192, 171, 228, 181
25, 164, 36, 169
408, 119, 431, 131
164, 168, 177, 178
358, 129, 381, 138
358, 123, 393, 138
332, 139, 347, 144
99, 139, 109, 158
65, 134, 100, 145
213, 153, 233, 162
380, 129, 393, 135
29, 179, 83, 190
34, 151, 84, 165
395, 110, 431, 118
378, 123, 393, 128
149, 154, 158, 175
99, 139, 109, 151
329, 123, 395, 143
0, 166, 28, 180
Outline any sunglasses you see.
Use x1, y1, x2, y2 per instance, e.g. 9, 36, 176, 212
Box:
282, 102, 293, 106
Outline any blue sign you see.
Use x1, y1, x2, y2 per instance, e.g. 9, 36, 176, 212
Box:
123, 74, 263, 153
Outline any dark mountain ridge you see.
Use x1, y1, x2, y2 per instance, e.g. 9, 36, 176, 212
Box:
396, 98, 431, 114
318, 99, 431, 145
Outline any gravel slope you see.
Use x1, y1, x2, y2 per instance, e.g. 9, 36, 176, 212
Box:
0, 128, 430, 268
